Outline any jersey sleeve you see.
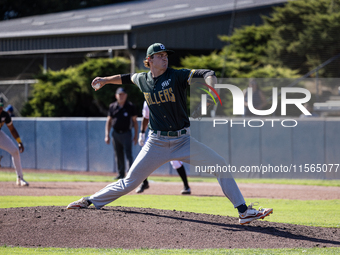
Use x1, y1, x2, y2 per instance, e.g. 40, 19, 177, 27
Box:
131, 72, 146, 91
174, 69, 194, 88
142, 101, 149, 119
188, 69, 216, 85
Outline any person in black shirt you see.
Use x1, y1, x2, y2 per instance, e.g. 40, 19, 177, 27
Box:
0, 99, 28, 186
105, 87, 138, 179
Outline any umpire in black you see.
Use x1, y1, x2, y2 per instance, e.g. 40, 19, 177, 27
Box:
105, 87, 138, 179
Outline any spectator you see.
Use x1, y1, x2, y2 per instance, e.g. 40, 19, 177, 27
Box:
243, 79, 267, 116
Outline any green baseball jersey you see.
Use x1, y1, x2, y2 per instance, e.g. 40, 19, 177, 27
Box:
133, 68, 195, 131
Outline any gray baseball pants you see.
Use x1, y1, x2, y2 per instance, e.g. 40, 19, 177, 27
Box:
0, 130, 23, 179
90, 128, 245, 209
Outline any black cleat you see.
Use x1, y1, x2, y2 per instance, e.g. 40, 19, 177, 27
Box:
136, 183, 150, 193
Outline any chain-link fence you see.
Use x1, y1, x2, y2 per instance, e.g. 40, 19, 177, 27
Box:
0, 80, 36, 117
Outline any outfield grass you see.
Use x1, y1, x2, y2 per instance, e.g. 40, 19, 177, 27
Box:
1, 246, 340, 255
1, 170, 340, 186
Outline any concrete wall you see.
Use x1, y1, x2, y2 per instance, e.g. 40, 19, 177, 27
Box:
1, 117, 339, 179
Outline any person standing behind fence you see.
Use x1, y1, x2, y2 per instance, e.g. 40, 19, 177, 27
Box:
137, 101, 191, 194
105, 87, 138, 179
0, 98, 28, 186
243, 79, 267, 116
5, 104, 15, 117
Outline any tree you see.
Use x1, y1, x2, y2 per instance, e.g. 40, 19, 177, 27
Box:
265, 0, 340, 77
179, 25, 298, 79
21, 57, 144, 117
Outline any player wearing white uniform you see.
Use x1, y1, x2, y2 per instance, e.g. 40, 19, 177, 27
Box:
67, 43, 273, 225
0, 99, 28, 186
136, 101, 191, 194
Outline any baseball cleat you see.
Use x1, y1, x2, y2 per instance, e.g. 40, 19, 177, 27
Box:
239, 202, 273, 225
16, 178, 29, 187
181, 187, 191, 195
67, 197, 90, 209
136, 182, 149, 193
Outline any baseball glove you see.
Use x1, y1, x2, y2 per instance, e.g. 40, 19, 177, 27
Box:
191, 98, 215, 119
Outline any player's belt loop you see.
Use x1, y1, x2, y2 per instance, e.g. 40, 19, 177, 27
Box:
157, 131, 161, 138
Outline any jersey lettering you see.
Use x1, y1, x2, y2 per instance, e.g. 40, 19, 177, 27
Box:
163, 89, 170, 102
152, 92, 161, 104
144, 92, 154, 105
169, 87, 176, 102
143, 87, 176, 106
158, 90, 165, 103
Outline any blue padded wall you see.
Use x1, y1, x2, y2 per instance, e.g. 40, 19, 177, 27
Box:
61, 118, 88, 171
36, 118, 62, 170
1, 117, 339, 179
14, 118, 36, 169
292, 119, 325, 179
87, 118, 114, 173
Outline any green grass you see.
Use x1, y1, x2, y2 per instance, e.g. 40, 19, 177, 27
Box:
1, 246, 340, 254
1, 170, 340, 186
1, 171, 339, 254
1, 196, 339, 228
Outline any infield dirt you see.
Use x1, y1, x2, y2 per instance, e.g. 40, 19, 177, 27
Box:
1, 206, 340, 249
0, 169, 339, 249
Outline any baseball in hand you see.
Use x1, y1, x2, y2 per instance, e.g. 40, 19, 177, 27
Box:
92, 79, 101, 90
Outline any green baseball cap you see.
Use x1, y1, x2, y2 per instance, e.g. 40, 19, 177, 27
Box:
146, 43, 174, 57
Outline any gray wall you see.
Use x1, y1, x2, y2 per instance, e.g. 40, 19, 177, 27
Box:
1, 117, 339, 179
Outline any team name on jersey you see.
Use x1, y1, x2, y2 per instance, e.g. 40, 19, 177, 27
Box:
144, 88, 176, 106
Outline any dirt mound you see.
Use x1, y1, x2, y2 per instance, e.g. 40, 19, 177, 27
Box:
1, 206, 339, 249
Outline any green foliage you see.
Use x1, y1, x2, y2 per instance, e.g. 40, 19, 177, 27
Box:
21, 57, 144, 117
180, 0, 340, 80
179, 25, 298, 80
265, 0, 340, 77
219, 25, 274, 66
180, 0, 340, 116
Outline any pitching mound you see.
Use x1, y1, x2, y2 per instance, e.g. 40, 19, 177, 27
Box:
1, 206, 339, 249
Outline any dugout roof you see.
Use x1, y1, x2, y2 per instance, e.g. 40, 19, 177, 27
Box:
0, 0, 287, 56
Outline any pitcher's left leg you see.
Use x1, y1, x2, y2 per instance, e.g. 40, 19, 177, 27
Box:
171, 135, 245, 207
